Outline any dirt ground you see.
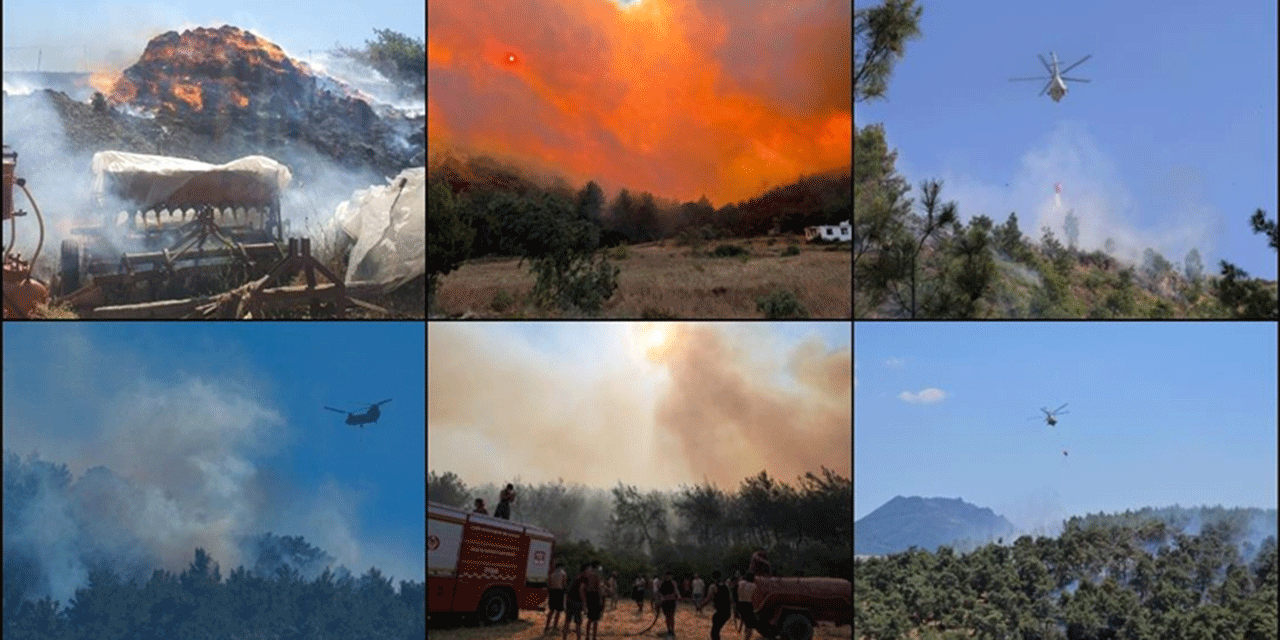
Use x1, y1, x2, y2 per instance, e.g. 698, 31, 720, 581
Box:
430, 602, 851, 640
434, 237, 852, 319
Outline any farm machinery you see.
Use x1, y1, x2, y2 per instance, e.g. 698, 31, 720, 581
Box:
58, 151, 289, 309
3, 146, 51, 318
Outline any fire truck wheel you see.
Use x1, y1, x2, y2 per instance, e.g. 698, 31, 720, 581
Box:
778, 613, 814, 640
477, 589, 515, 625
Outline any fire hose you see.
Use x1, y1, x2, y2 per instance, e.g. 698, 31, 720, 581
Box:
7, 180, 46, 271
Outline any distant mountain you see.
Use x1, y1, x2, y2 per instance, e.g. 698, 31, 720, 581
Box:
855, 495, 1017, 556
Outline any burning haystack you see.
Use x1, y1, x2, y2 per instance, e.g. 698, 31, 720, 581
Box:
89, 25, 422, 173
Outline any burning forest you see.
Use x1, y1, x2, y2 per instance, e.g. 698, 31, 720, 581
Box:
2, 24, 425, 318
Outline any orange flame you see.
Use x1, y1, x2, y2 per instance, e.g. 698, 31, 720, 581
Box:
428, 0, 852, 206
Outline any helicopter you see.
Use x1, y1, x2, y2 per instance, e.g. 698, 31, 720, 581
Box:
1029, 403, 1069, 427
1009, 51, 1091, 102
324, 399, 392, 428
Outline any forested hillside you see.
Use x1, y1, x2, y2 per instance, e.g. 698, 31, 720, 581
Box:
430, 153, 851, 256
854, 507, 1278, 639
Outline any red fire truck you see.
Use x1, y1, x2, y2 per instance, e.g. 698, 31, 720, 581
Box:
429, 500, 555, 624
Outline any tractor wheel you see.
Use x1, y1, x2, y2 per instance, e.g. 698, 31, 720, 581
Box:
60, 239, 82, 294
778, 613, 814, 640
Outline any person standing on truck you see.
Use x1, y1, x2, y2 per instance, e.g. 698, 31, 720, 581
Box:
545, 562, 567, 634
496, 483, 516, 519
749, 550, 771, 577
473, 498, 488, 515
735, 573, 758, 640
659, 570, 680, 637
584, 561, 603, 640
699, 570, 732, 640
563, 563, 589, 640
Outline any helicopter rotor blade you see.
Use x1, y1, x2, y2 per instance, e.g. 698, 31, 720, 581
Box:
1059, 54, 1092, 74
324, 407, 348, 414
373, 399, 393, 406
1037, 53, 1052, 74
1061, 77, 1090, 83
1055, 403, 1069, 413
1009, 76, 1051, 82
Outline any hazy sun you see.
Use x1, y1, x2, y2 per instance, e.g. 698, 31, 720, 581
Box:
632, 323, 677, 362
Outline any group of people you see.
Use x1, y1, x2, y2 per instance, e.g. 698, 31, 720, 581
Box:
544, 561, 618, 640
472, 483, 517, 520
546, 549, 773, 640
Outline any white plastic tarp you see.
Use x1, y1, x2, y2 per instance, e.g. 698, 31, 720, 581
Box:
333, 167, 425, 289
91, 150, 292, 206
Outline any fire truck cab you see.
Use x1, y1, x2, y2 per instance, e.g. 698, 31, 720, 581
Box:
429, 500, 555, 624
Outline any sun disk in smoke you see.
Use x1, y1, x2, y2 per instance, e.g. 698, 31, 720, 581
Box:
633, 323, 677, 363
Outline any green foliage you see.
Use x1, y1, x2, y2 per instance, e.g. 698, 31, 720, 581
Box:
427, 180, 474, 313
711, 244, 749, 258
491, 289, 515, 313
755, 289, 808, 319
336, 28, 426, 93
856, 507, 1278, 640
1214, 261, 1278, 319
529, 253, 620, 315
780, 245, 801, 257
993, 212, 1025, 259
854, 0, 924, 102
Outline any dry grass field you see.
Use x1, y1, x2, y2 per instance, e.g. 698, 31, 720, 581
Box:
429, 602, 851, 640
434, 236, 851, 319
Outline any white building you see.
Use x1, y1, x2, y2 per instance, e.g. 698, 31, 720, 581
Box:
805, 220, 851, 242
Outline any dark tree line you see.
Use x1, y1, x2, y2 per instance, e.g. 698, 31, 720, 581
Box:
2, 548, 425, 640
855, 510, 1278, 639
430, 467, 852, 582
429, 155, 851, 260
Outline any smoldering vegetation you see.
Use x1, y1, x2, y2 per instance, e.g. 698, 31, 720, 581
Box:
429, 466, 852, 580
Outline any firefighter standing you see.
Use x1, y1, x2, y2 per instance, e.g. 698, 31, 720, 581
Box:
496, 483, 516, 519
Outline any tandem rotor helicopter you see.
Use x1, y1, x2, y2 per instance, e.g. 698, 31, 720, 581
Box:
324, 399, 392, 428
1009, 51, 1091, 102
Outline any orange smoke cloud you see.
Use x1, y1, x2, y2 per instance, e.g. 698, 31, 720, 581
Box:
427, 0, 852, 206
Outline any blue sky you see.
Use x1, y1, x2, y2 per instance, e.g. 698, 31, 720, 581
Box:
1, 0, 424, 72
2, 322, 424, 586
429, 322, 851, 493
854, 322, 1277, 531
855, 0, 1277, 279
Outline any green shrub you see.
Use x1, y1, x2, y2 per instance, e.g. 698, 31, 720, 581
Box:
756, 289, 808, 319
491, 289, 515, 313
610, 245, 630, 260
781, 245, 801, 257
712, 244, 748, 258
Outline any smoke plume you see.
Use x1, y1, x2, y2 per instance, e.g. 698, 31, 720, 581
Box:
1, 327, 404, 606
428, 323, 850, 490
427, 0, 852, 206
